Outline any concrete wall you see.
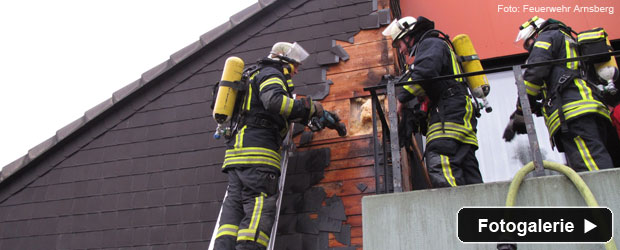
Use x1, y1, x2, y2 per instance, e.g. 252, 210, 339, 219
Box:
362, 168, 620, 250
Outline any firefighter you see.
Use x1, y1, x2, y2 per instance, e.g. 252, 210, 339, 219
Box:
214, 42, 323, 250
382, 16, 483, 188
505, 16, 620, 171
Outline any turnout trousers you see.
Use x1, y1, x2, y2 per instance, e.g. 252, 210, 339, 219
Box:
554, 115, 620, 172
425, 138, 482, 188
214, 166, 279, 250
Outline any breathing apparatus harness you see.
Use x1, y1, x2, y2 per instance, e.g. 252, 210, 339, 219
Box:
521, 19, 611, 136
210, 62, 261, 139
415, 29, 483, 118
393, 28, 482, 140
210, 57, 299, 140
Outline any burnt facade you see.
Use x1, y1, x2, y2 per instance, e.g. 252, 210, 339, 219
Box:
0, 0, 393, 249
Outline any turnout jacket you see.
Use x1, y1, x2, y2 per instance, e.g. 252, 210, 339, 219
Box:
222, 59, 313, 173
523, 27, 611, 137
397, 34, 478, 147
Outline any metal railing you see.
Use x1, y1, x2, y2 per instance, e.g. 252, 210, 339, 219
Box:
364, 50, 620, 193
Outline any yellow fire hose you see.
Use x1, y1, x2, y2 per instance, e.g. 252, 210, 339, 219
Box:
505, 160, 617, 250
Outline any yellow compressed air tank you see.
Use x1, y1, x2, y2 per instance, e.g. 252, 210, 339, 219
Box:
452, 34, 490, 98
594, 36, 619, 94
213, 56, 245, 124
452, 34, 492, 112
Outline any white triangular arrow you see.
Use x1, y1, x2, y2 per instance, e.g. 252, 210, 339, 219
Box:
584, 219, 597, 234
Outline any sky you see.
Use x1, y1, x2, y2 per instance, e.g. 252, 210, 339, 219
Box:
0, 0, 256, 169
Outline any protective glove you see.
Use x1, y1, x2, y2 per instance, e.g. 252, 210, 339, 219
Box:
531, 100, 543, 117
516, 97, 543, 117
503, 111, 527, 142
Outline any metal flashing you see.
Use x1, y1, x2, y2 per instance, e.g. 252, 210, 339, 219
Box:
0, 156, 27, 182
27, 136, 58, 161
199, 21, 234, 46
258, 0, 277, 8
112, 79, 141, 103
141, 60, 173, 83
230, 3, 262, 25
84, 98, 114, 121
170, 41, 202, 64
55, 116, 87, 142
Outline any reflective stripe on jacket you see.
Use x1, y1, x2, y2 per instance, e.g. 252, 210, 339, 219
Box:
223, 59, 311, 173
397, 35, 478, 147
524, 28, 610, 137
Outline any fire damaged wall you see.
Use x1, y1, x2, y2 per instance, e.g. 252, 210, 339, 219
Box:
275, 148, 356, 250
0, 0, 393, 249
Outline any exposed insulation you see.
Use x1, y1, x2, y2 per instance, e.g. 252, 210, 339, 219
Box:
348, 96, 388, 136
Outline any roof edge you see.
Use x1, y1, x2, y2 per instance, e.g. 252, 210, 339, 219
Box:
0, 0, 279, 184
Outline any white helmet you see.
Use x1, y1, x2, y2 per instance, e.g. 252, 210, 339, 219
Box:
515, 16, 546, 43
382, 16, 417, 41
269, 42, 309, 64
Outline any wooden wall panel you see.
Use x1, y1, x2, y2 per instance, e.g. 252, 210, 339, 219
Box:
303, 18, 396, 250
327, 40, 393, 74
323, 66, 394, 102
316, 176, 376, 197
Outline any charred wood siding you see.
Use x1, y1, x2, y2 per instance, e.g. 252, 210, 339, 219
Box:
0, 0, 392, 249
294, 26, 394, 250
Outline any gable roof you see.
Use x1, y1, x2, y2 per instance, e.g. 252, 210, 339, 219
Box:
0, 0, 387, 185
0, 1, 392, 248
0, 1, 267, 183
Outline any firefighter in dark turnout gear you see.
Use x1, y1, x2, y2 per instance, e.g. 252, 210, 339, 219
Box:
214, 42, 322, 250
383, 16, 483, 187
507, 16, 620, 171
